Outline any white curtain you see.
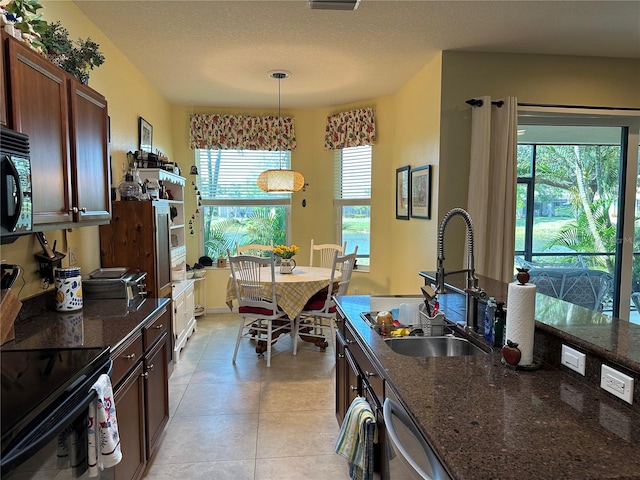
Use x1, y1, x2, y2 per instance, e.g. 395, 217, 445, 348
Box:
466, 96, 518, 283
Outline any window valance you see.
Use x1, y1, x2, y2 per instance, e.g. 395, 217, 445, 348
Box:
324, 107, 376, 150
189, 114, 297, 151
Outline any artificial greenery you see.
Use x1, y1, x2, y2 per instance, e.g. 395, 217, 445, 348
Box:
3, 0, 47, 50
3, 1, 105, 83
40, 20, 72, 55
40, 21, 105, 83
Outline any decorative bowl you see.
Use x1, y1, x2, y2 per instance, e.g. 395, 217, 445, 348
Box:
193, 269, 205, 278
186, 270, 195, 279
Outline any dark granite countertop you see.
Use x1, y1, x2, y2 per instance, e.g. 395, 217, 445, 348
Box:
419, 271, 640, 374
336, 294, 640, 480
1, 295, 171, 352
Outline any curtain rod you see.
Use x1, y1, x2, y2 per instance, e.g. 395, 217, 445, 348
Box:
517, 102, 640, 112
466, 98, 504, 108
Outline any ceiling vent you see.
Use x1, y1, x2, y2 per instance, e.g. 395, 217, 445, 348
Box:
309, 0, 361, 10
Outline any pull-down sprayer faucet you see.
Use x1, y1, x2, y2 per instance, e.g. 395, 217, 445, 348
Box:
435, 208, 486, 333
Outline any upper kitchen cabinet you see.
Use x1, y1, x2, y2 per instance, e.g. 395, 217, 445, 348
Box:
3, 32, 110, 229
1, 31, 6, 126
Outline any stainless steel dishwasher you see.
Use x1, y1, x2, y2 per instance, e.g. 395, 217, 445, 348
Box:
383, 387, 451, 480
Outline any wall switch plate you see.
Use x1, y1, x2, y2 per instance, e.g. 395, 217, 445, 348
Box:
601, 364, 634, 404
561, 344, 586, 376
69, 247, 78, 266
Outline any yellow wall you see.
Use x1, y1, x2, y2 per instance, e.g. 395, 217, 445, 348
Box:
437, 51, 640, 272
0, 1, 173, 300
3, 4, 639, 309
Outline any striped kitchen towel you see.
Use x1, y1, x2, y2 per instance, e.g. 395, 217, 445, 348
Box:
334, 396, 377, 480
88, 374, 122, 477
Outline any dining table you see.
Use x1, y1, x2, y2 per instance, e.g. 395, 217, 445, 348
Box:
225, 265, 341, 321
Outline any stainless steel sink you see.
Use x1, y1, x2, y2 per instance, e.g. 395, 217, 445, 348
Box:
384, 335, 489, 357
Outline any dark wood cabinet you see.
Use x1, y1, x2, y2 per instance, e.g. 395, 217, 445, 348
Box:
336, 308, 387, 479
68, 80, 111, 224
3, 32, 110, 229
144, 334, 169, 459
111, 307, 170, 480
1, 31, 6, 126
114, 362, 146, 480
100, 201, 172, 299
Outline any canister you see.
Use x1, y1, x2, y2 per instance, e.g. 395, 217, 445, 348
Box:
55, 267, 83, 311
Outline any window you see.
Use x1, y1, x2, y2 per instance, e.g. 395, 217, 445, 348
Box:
515, 110, 640, 320
197, 149, 291, 258
334, 145, 372, 268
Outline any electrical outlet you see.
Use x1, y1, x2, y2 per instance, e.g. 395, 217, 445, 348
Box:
69, 247, 78, 266
601, 364, 634, 404
561, 344, 586, 375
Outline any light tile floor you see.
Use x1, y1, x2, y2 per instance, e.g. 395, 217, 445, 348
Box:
143, 313, 351, 480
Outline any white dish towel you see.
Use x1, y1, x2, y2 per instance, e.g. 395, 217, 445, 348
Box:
88, 373, 122, 477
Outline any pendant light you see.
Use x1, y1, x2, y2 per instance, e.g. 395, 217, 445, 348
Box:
257, 71, 305, 193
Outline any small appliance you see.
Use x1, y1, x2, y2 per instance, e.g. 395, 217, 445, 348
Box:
1, 127, 32, 243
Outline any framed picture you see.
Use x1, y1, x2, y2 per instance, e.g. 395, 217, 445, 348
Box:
410, 165, 431, 219
396, 165, 410, 220
139, 116, 153, 153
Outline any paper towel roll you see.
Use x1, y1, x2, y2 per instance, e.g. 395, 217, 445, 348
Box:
505, 282, 536, 365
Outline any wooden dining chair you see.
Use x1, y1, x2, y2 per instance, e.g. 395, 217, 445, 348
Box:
228, 251, 297, 367
235, 240, 274, 257
296, 251, 357, 351
309, 239, 347, 268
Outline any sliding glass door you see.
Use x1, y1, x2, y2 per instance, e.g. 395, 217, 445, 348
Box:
516, 109, 639, 322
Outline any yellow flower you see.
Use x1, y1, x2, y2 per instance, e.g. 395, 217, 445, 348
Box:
273, 244, 299, 259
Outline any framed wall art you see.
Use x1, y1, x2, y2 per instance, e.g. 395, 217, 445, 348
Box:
396, 165, 410, 220
139, 116, 153, 153
410, 165, 431, 219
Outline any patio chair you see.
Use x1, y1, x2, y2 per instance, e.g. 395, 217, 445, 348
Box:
526, 268, 613, 311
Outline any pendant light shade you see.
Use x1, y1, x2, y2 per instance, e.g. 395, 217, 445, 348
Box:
257, 169, 305, 192
257, 71, 305, 193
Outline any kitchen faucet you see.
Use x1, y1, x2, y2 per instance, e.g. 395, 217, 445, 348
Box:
435, 208, 486, 334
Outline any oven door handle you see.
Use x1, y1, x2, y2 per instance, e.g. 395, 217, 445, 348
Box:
1, 360, 113, 477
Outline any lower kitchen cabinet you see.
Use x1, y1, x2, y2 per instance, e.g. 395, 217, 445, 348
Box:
111, 309, 170, 480
336, 309, 388, 479
144, 335, 169, 459
113, 362, 146, 480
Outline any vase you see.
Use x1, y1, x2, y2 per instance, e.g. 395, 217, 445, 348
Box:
280, 258, 296, 274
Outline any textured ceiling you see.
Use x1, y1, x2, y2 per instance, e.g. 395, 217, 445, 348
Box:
74, 0, 640, 108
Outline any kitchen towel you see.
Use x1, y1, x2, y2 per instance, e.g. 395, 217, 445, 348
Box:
88, 374, 122, 477
334, 396, 377, 480
505, 281, 537, 365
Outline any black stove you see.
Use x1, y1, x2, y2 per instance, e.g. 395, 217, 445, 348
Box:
1, 347, 112, 476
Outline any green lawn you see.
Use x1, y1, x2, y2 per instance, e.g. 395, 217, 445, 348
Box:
515, 217, 574, 252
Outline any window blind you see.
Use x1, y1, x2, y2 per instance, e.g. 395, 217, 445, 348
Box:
197, 149, 291, 200
334, 145, 372, 199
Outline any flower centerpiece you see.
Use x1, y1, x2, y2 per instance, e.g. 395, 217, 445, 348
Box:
273, 244, 299, 259
273, 244, 299, 274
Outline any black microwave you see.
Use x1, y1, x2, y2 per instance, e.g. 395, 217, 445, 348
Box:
1, 127, 32, 243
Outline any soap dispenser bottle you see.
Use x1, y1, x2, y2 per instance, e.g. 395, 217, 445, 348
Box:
484, 297, 496, 342
493, 302, 506, 347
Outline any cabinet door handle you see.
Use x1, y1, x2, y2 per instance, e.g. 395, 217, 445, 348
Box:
337, 353, 345, 359
350, 385, 358, 392
346, 339, 354, 345
70, 206, 87, 213
141, 372, 149, 379
154, 324, 164, 329
147, 363, 154, 371
124, 353, 136, 360
365, 371, 376, 378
